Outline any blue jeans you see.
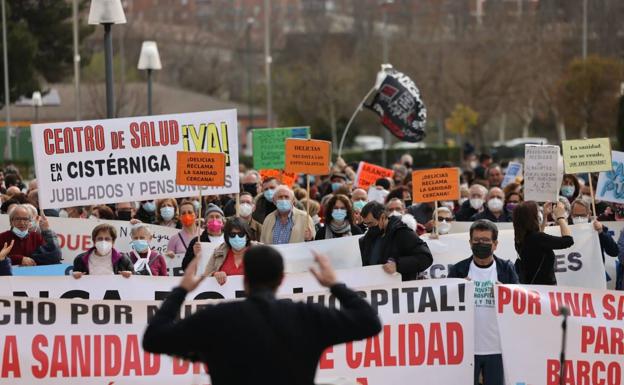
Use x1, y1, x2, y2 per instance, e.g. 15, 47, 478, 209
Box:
474, 354, 504, 385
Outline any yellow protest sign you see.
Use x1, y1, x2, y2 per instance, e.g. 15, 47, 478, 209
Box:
562, 138, 612, 174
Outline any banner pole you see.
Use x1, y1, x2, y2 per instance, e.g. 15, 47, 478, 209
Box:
337, 85, 376, 159
235, 193, 240, 217
306, 175, 311, 213
197, 188, 203, 243
588, 173, 597, 218
434, 200, 439, 237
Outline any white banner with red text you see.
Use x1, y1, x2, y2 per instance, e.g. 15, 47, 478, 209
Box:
495, 284, 624, 385
0, 279, 474, 385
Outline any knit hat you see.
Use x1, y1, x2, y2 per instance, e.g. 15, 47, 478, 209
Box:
205, 203, 224, 217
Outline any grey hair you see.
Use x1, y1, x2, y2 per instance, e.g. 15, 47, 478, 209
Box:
130, 223, 152, 238
273, 185, 294, 202
557, 196, 571, 214
570, 198, 590, 214
9, 204, 33, 221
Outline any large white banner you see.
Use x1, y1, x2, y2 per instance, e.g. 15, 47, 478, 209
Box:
424, 223, 607, 290
0, 215, 180, 264
495, 284, 624, 385
0, 266, 400, 300
31, 110, 240, 209
0, 279, 474, 385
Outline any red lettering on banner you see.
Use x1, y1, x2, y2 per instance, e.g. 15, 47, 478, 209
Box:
382, 325, 397, 366
129, 120, 180, 149
50, 336, 69, 377
70, 335, 90, 377
497, 286, 542, 315
1, 335, 21, 378
408, 324, 425, 365
549, 292, 596, 318
143, 352, 160, 375
427, 323, 446, 365
356, 378, 369, 385
346, 342, 362, 369
363, 336, 382, 367
398, 324, 406, 366
546, 359, 622, 385
94, 335, 102, 377
173, 357, 189, 374
319, 347, 334, 369
122, 335, 142, 375
446, 322, 464, 365
580, 326, 624, 355
44, 125, 105, 155
31, 334, 48, 379
57, 233, 91, 252
43, 129, 54, 155
602, 293, 624, 321
104, 335, 122, 376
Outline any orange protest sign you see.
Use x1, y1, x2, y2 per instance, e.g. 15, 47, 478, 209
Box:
284, 138, 331, 175
412, 167, 460, 203
355, 161, 394, 189
176, 151, 226, 186
259, 169, 297, 187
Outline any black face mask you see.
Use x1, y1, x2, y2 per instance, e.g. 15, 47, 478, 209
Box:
366, 225, 381, 237
117, 211, 132, 221
471, 243, 493, 259
242, 183, 258, 196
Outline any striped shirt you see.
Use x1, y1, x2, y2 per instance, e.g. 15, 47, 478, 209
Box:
272, 212, 294, 244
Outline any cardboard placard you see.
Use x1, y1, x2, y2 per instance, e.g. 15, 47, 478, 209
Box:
524, 144, 563, 202
501, 161, 523, 188
259, 169, 297, 187
284, 138, 331, 175
355, 161, 394, 189
596, 150, 624, 203
561, 137, 612, 174
411, 167, 460, 203
252, 127, 309, 170
176, 151, 226, 186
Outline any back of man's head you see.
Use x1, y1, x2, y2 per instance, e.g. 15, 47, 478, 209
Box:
244, 245, 284, 292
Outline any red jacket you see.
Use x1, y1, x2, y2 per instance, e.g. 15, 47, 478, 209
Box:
0, 230, 45, 265
124, 250, 168, 276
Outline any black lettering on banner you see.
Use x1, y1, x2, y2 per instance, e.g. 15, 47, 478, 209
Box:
154, 291, 171, 301
235, 290, 246, 298
439, 286, 454, 311
555, 254, 567, 273
71, 303, 89, 324
103, 290, 121, 300
61, 290, 89, 299
115, 305, 133, 324
392, 288, 400, 314
402, 287, 419, 313
147, 305, 159, 322
0, 299, 9, 324
457, 283, 466, 311
15, 300, 34, 325
567, 252, 583, 271
419, 287, 438, 312
307, 294, 326, 306
370, 289, 388, 313
193, 292, 224, 300
92, 304, 111, 324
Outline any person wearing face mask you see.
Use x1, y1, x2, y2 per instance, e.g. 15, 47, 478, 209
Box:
123, 224, 167, 276
569, 199, 619, 265
230, 192, 262, 241
181, 204, 226, 271
433, 207, 454, 235
135, 200, 157, 224
204, 218, 254, 285
513, 201, 573, 285
167, 201, 200, 258
448, 220, 518, 385
156, 198, 180, 228
260, 185, 315, 245
560, 174, 580, 203
315, 194, 362, 240
504, 191, 523, 214
470, 188, 511, 223
115, 202, 136, 221
351, 188, 368, 231
0, 205, 61, 266
72, 224, 134, 278
359, 201, 433, 280
252, 177, 278, 224
301, 198, 323, 233
456, 184, 488, 221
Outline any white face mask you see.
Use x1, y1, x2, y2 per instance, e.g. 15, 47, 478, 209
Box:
95, 241, 113, 255
487, 198, 504, 212
239, 203, 253, 217
388, 210, 402, 217
470, 198, 484, 210
572, 216, 588, 225
312, 214, 321, 225
59, 210, 69, 218
438, 220, 451, 235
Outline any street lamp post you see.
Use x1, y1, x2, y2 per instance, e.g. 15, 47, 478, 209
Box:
380, 0, 393, 167
32, 91, 42, 123
246, 17, 255, 131
263, 0, 272, 127
137, 41, 162, 115
88, 0, 126, 119
2, 0, 11, 160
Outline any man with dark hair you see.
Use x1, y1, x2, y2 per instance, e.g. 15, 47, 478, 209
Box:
143, 245, 381, 385
359, 201, 433, 280
474, 153, 492, 180
448, 219, 518, 385
252, 177, 278, 224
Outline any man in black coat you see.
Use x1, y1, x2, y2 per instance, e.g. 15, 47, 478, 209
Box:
448, 219, 518, 385
359, 201, 433, 281
143, 245, 382, 385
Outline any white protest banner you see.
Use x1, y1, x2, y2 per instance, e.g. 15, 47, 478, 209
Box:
197, 236, 364, 275
446, 221, 513, 234
495, 284, 624, 385
524, 144, 563, 202
0, 215, 180, 265
596, 150, 624, 204
31, 110, 240, 209
0, 279, 473, 385
501, 161, 522, 188
0, 265, 399, 300
422, 223, 607, 290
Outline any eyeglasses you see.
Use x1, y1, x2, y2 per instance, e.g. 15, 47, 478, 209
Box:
227, 232, 244, 238
12, 217, 31, 223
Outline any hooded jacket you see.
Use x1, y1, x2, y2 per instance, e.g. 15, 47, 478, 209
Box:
73, 247, 134, 274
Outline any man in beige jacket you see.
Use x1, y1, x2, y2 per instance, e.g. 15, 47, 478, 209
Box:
260, 185, 315, 244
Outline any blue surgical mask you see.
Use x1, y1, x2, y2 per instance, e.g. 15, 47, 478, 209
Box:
332, 208, 347, 222
132, 239, 150, 253
12, 227, 28, 239
160, 206, 175, 221
353, 200, 366, 212
229, 235, 247, 251
560, 185, 575, 198
143, 201, 156, 213
263, 189, 275, 202
276, 199, 292, 212
192, 200, 201, 212
331, 182, 343, 192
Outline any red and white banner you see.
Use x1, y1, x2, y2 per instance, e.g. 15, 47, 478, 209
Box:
495, 284, 624, 385
0, 279, 474, 385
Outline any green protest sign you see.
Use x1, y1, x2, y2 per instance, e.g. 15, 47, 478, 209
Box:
252, 127, 310, 170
